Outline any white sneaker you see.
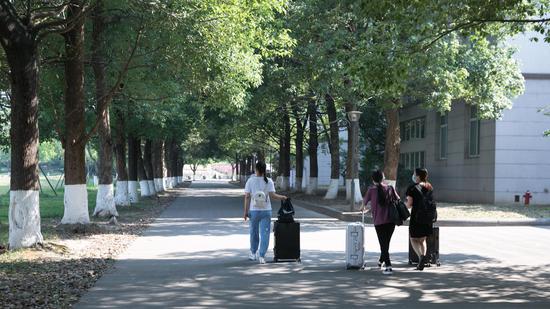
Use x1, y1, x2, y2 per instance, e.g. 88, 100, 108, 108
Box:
382, 267, 393, 275
248, 252, 257, 261
258, 257, 266, 264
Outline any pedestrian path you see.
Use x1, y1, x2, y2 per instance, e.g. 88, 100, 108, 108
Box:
76, 181, 550, 308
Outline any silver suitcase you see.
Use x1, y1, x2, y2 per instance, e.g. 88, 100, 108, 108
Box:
345, 212, 365, 269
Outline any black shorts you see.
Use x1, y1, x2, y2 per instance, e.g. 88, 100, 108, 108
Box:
409, 222, 433, 238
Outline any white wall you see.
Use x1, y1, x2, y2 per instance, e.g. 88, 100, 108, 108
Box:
495, 79, 550, 204
509, 32, 550, 74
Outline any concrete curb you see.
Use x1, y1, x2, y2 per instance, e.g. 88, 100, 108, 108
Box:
294, 199, 550, 227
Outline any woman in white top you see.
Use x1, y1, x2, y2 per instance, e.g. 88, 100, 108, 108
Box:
244, 161, 287, 264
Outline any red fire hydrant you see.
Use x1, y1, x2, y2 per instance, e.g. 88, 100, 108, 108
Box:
523, 190, 532, 206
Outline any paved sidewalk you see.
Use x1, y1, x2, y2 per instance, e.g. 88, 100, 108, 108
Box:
76, 181, 550, 308
294, 198, 550, 226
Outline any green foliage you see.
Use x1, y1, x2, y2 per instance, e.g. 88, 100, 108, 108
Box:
39, 141, 63, 163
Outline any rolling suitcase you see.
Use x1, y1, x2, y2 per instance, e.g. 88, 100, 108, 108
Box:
346, 212, 365, 269
273, 221, 300, 262
408, 226, 440, 266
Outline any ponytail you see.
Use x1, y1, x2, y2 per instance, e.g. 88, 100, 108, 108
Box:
372, 170, 386, 206
415, 168, 433, 191
256, 161, 268, 184
376, 183, 386, 206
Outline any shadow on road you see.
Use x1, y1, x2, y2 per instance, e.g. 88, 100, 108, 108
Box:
79, 249, 550, 308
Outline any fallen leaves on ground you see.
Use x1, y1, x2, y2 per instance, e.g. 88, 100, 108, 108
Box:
0, 192, 175, 309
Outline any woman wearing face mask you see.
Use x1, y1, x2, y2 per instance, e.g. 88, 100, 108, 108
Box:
406, 168, 434, 270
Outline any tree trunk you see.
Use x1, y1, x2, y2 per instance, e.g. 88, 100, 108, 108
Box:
239, 159, 245, 185
143, 139, 157, 195
280, 106, 291, 191
293, 110, 305, 192
235, 154, 239, 181
164, 140, 173, 189
113, 108, 130, 206
383, 107, 401, 186
257, 150, 266, 162
152, 140, 165, 192
171, 141, 179, 186
324, 94, 340, 199
175, 144, 183, 184
61, 5, 90, 224
127, 135, 139, 202
345, 102, 361, 202
306, 99, 318, 195
136, 139, 150, 197
4, 39, 43, 248
92, 0, 117, 217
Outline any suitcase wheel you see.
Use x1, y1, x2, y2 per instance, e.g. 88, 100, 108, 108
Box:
297, 258, 301, 263
436, 262, 441, 267
408, 260, 413, 266
274, 258, 279, 263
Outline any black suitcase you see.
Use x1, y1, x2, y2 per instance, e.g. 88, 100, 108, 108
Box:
408, 227, 440, 266
273, 221, 300, 262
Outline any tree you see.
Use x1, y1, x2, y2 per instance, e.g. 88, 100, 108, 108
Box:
61, 0, 90, 224
0, 0, 93, 248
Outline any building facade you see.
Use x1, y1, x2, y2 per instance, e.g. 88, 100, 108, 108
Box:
400, 33, 550, 205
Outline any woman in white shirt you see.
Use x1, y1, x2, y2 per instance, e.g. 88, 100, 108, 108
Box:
244, 161, 287, 264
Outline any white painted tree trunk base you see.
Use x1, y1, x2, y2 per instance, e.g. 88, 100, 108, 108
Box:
62, 184, 90, 224
345, 178, 362, 202
93, 184, 118, 217
294, 177, 303, 192
154, 178, 165, 192
386, 179, 397, 188
115, 181, 130, 206
147, 180, 156, 195
279, 176, 290, 191
324, 179, 340, 199
139, 180, 150, 197
165, 177, 172, 189
128, 181, 139, 203
9, 190, 43, 249
275, 176, 282, 189
306, 177, 318, 195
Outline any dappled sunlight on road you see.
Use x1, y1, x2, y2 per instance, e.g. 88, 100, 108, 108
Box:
76, 181, 550, 308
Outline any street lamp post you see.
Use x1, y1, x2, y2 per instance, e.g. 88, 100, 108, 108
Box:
348, 110, 362, 211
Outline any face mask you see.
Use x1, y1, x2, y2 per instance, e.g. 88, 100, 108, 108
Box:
412, 174, 416, 183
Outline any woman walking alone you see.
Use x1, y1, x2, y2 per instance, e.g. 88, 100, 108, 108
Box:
244, 161, 287, 264
406, 168, 434, 271
362, 170, 398, 275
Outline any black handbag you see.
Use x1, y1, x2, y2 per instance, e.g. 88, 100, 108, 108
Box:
388, 186, 410, 225
388, 200, 402, 226
277, 198, 295, 223
396, 199, 410, 221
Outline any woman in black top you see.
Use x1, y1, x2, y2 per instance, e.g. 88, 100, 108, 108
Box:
406, 168, 433, 270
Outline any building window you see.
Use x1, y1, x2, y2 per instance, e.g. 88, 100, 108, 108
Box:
400, 117, 426, 142
399, 151, 425, 170
439, 113, 448, 159
469, 105, 480, 157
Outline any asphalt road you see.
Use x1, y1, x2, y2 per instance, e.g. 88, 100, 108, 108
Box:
76, 181, 550, 308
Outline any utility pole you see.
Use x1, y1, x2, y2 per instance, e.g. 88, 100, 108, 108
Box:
348, 110, 362, 211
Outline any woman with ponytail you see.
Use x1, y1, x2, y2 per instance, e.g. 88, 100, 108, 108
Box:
361, 170, 399, 275
244, 161, 287, 264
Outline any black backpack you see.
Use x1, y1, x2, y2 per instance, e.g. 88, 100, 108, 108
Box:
277, 198, 295, 223
414, 185, 437, 224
